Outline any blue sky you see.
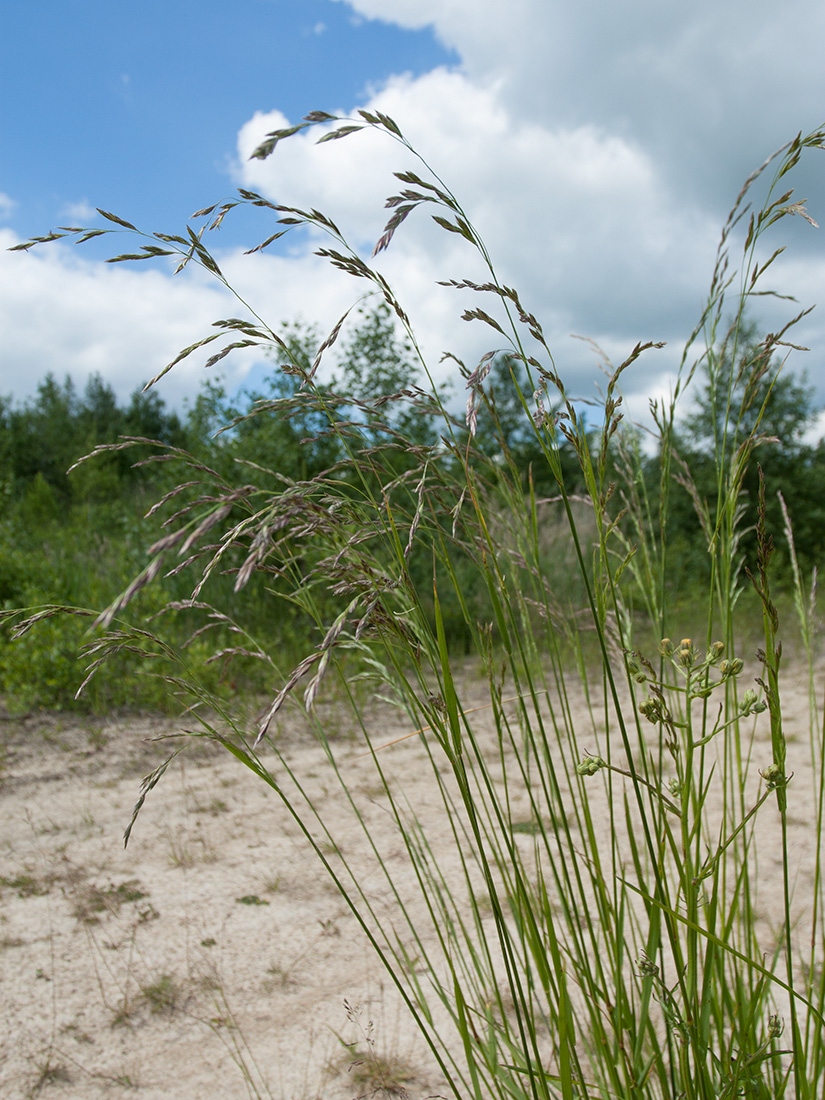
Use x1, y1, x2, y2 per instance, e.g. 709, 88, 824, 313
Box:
2, 1, 454, 246
3, 0, 824, 431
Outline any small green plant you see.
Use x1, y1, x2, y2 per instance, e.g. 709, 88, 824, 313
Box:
164, 826, 214, 867
236, 894, 269, 906
140, 972, 181, 1015
27, 1054, 72, 1097
85, 725, 108, 750
71, 879, 149, 924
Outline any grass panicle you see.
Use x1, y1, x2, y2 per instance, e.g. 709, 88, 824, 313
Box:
7, 112, 825, 1098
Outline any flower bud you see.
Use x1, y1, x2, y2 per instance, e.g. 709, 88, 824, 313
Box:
638, 954, 659, 978
739, 689, 759, 715
761, 763, 784, 790
576, 754, 607, 777
720, 657, 744, 679
638, 698, 661, 723
678, 639, 698, 667
625, 655, 646, 683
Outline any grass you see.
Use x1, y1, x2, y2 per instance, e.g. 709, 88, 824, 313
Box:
164, 824, 216, 867
331, 999, 419, 1098
261, 940, 318, 991
338, 1044, 415, 1098
0, 872, 49, 898
6, 113, 825, 1098
26, 1045, 144, 1096
140, 972, 182, 1015
71, 879, 149, 924
27, 1055, 72, 1097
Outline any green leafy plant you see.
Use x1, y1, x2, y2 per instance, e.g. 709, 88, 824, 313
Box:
6, 112, 825, 1098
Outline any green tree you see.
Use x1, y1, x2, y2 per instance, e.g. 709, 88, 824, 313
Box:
680, 320, 817, 455
333, 302, 436, 446
467, 350, 586, 498
0, 372, 186, 504
669, 320, 825, 578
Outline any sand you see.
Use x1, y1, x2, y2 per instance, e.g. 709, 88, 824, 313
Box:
1, 660, 821, 1099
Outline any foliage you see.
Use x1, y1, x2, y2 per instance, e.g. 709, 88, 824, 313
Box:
5, 110, 825, 1100
0, 373, 185, 502
681, 330, 815, 454
667, 319, 824, 582
0, 303, 454, 710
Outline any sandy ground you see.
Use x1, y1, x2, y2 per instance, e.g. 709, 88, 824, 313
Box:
1, 661, 821, 1099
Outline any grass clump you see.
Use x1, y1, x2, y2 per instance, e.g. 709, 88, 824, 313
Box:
140, 972, 181, 1015
27, 1055, 72, 1097
6, 113, 825, 1098
332, 1000, 418, 1099
71, 878, 149, 924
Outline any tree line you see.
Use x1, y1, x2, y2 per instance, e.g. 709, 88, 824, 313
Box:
1, 305, 822, 711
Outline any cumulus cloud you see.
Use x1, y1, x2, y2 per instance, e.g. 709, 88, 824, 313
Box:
0, 193, 16, 220
4, 0, 823, 423
231, 66, 744, 408
334, 0, 825, 206
233, 0, 825, 413
59, 200, 97, 224
0, 228, 266, 408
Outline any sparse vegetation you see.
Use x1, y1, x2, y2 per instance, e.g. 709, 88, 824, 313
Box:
332, 1000, 418, 1099
71, 879, 149, 924
0, 872, 49, 898
27, 1054, 72, 1097
139, 972, 182, 1015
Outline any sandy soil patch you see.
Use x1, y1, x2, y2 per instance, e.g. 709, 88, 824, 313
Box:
0, 661, 820, 1098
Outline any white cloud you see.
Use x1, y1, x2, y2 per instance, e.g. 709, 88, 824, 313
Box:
0, 193, 16, 220
0, 228, 268, 408
4, 0, 823, 427
333, 0, 825, 198
59, 200, 97, 224
230, 67, 742, 410
234, 0, 825, 416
